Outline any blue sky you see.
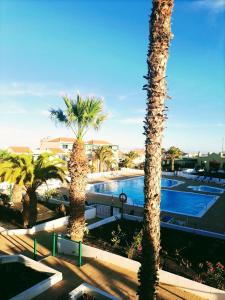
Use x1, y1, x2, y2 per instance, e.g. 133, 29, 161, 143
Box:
0, 0, 224, 152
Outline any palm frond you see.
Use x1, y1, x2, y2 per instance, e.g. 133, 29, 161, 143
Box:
50, 108, 68, 126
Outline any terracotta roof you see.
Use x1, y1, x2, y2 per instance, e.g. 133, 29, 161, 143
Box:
8, 146, 32, 154
133, 149, 145, 155
87, 140, 111, 145
48, 148, 65, 154
48, 137, 75, 143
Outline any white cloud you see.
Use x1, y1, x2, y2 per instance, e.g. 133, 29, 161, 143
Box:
119, 117, 144, 125
0, 82, 64, 97
193, 0, 225, 12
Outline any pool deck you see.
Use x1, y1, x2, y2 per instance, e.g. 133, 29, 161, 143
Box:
86, 173, 225, 234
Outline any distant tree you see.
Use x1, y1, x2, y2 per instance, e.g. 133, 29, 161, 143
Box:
120, 151, 139, 168
166, 146, 183, 171
0, 151, 22, 204
50, 94, 106, 241
0, 149, 10, 159
92, 146, 114, 172
0, 153, 66, 227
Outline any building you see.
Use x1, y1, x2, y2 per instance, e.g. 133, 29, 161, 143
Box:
40, 137, 75, 152
196, 152, 225, 171
40, 137, 119, 161
8, 146, 32, 154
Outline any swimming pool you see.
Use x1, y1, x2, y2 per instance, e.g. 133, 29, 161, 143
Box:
88, 177, 218, 217
188, 185, 224, 194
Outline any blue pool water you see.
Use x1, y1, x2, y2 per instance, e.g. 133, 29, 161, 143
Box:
188, 185, 224, 194
89, 177, 218, 217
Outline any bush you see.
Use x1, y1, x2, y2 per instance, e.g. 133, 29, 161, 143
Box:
43, 189, 60, 201
203, 262, 225, 290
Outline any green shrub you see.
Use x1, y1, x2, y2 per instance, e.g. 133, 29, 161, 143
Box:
43, 189, 60, 201
203, 261, 225, 290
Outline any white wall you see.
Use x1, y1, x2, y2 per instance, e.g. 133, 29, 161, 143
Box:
2, 206, 96, 235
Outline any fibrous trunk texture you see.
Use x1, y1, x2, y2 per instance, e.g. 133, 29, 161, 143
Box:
68, 140, 88, 241
12, 184, 23, 203
22, 187, 37, 228
171, 158, 175, 172
138, 1, 173, 299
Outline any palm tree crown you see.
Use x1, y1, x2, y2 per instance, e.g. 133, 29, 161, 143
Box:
0, 153, 66, 191
50, 94, 107, 141
166, 146, 183, 159
92, 146, 115, 172
0, 153, 66, 227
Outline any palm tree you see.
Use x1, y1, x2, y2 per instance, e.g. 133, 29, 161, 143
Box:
166, 146, 183, 172
0, 153, 66, 227
121, 151, 139, 168
92, 146, 114, 172
0, 150, 22, 204
50, 94, 106, 241
138, 1, 174, 299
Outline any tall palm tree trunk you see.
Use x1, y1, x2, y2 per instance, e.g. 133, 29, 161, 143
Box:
22, 188, 37, 228
171, 158, 175, 172
68, 140, 88, 241
138, 1, 173, 299
12, 184, 23, 203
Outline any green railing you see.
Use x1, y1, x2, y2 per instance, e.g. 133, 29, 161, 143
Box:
33, 232, 82, 267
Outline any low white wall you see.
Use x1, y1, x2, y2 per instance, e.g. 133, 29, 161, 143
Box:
57, 238, 225, 300
160, 222, 225, 240
87, 169, 144, 180
88, 216, 119, 230
2, 216, 69, 236
0, 254, 62, 300
2, 206, 96, 235
124, 214, 225, 241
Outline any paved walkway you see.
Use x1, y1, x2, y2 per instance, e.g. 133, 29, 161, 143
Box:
33, 256, 204, 300
0, 230, 205, 299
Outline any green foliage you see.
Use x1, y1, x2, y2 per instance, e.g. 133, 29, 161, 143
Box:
127, 229, 143, 259
92, 146, 116, 171
111, 224, 126, 247
203, 262, 225, 290
0, 153, 67, 192
165, 146, 183, 159
50, 94, 107, 141
120, 151, 139, 168
43, 188, 60, 201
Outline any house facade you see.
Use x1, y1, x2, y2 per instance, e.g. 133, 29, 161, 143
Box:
196, 152, 225, 171
40, 137, 119, 161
